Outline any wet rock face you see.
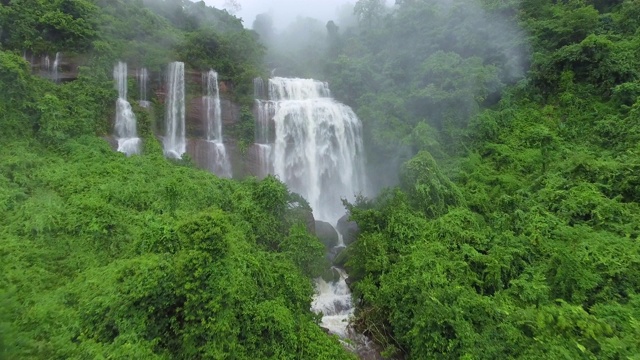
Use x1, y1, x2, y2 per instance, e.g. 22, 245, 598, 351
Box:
315, 220, 339, 248
337, 214, 359, 246
304, 209, 316, 235
185, 96, 240, 139
103, 136, 118, 151
27, 53, 80, 82
186, 96, 207, 138
96, 63, 255, 178
220, 98, 240, 129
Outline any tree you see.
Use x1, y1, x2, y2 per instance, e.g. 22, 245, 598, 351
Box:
353, 0, 386, 27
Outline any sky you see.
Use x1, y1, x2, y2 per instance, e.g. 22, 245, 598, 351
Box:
204, 0, 356, 29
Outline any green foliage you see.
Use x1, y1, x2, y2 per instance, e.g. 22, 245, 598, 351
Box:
0, 137, 351, 358
176, 29, 264, 101
0, 0, 98, 53
400, 151, 464, 217
4, 0, 640, 358
0, 51, 39, 138
324, 0, 525, 178
280, 223, 327, 278
333, 0, 640, 358
227, 105, 256, 152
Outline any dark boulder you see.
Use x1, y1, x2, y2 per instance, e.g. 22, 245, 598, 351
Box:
315, 220, 339, 248
337, 213, 359, 246
332, 245, 351, 267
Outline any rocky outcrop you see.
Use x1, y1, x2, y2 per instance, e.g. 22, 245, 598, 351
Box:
88, 62, 259, 178
315, 220, 339, 248
185, 96, 241, 139
332, 245, 350, 267
220, 98, 240, 129
337, 213, 359, 246
186, 96, 207, 138
27, 53, 81, 82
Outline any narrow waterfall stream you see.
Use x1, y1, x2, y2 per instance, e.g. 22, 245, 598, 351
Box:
163, 62, 186, 158
254, 77, 273, 177
137, 67, 150, 108
203, 70, 232, 178
52, 52, 61, 82
113, 61, 141, 155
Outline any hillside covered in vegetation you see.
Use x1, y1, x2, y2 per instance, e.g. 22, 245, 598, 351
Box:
2, 0, 640, 359
0, 0, 352, 358
319, 0, 640, 358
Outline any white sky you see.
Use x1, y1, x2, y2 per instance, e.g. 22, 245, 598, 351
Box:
204, 0, 356, 29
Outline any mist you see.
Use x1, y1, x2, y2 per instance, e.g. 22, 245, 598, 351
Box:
204, 0, 358, 29
210, 0, 527, 193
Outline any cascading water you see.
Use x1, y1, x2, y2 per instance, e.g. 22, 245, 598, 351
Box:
163, 62, 186, 159
137, 68, 150, 108
42, 55, 51, 77
254, 77, 368, 341
202, 70, 232, 177
269, 77, 367, 224
254, 77, 274, 177
52, 52, 61, 82
312, 267, 354, 337
113, 62, 141, 156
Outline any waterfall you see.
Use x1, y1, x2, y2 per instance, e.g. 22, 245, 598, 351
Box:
202, 70, 232, 178
163, 62, 186, 159
113, 62, 141, 156
267, 77, 367, 224
42, 55, 51, 77
252, 77, 369, 340
52, 52, 61, 82
311, 267, 353, 338
254, 77, 274, 177
137, 68, 150, 108
253, 77, 266, 99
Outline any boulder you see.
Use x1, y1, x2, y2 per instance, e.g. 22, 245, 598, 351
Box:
315, 220, 339, 248
337, 213, 359, 246
332, 245, 351, 267
320, 267, 341, 283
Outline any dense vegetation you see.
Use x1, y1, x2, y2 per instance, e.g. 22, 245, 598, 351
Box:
0, 0, 352, 358
317, 0, 640, 358
2, 0, 640, 358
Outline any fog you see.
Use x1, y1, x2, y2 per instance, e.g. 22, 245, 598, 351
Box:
204, 0, 357, 29
204, 0, 527, 193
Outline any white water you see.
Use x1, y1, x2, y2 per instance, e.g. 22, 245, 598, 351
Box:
43, 55, 50, 72
163, 62, 186, 159
52, 52, 61, 82
268, 77, 367, 224
254, 78, 274, 177
203, 70, 232, 178
137, 68, 150, 108
311, 267, 353, 338
254, 143, 272, 178
113, 62, 141, 156
253, 76, 266, 99
254, 77, 368, 340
